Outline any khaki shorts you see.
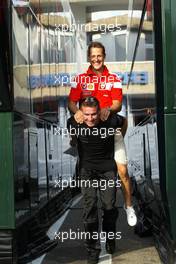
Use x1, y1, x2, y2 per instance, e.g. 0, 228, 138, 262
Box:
114, 133, 128, 165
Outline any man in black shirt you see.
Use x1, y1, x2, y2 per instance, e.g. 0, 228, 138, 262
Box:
67, 97, 122, 264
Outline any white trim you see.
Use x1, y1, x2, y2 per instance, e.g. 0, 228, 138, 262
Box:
71, 82, 77, 88
113, 82, 122, 88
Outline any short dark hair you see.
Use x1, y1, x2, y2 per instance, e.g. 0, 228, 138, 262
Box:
80, 96, 100, 110
87, 42, 106, 58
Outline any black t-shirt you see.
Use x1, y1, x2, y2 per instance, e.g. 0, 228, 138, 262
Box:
67, 114, 123, 171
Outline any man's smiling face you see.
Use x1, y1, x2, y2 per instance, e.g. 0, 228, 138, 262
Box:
81, 105, 100, 127
89, 47, 105, 74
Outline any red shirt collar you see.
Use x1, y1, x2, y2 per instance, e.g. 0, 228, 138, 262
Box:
86, 65, 109, 76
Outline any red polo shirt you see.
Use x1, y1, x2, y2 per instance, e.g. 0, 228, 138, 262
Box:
68, 65, 122, 108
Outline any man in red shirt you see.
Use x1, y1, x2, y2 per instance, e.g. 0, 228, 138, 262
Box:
68, 42, 122, 121
68, 42, 137, 227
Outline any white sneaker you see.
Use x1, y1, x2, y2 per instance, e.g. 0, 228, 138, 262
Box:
124, 205, 137, 226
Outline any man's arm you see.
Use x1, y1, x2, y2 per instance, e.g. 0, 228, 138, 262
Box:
68, 99, 84, 123
68, 99, 79, 114
100, 100, 122, 121
110, 99, 122, 113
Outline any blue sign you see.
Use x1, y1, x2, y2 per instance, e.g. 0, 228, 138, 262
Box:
28, 71, 148, 89
117, 72, 148, 85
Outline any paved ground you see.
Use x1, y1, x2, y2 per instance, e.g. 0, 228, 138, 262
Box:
39, 191, 162, 264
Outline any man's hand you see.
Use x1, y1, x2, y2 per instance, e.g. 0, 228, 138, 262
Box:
100, 108, 110, 121
74, 110, 84, 123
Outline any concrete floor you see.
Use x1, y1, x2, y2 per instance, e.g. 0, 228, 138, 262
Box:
40, 191, 162, 264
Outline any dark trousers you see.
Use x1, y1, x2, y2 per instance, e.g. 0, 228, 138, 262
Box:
79, 168, 119, 252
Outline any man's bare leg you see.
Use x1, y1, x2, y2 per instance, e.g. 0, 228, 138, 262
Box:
116, 162, 132, 207
117, 162, 137, 226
